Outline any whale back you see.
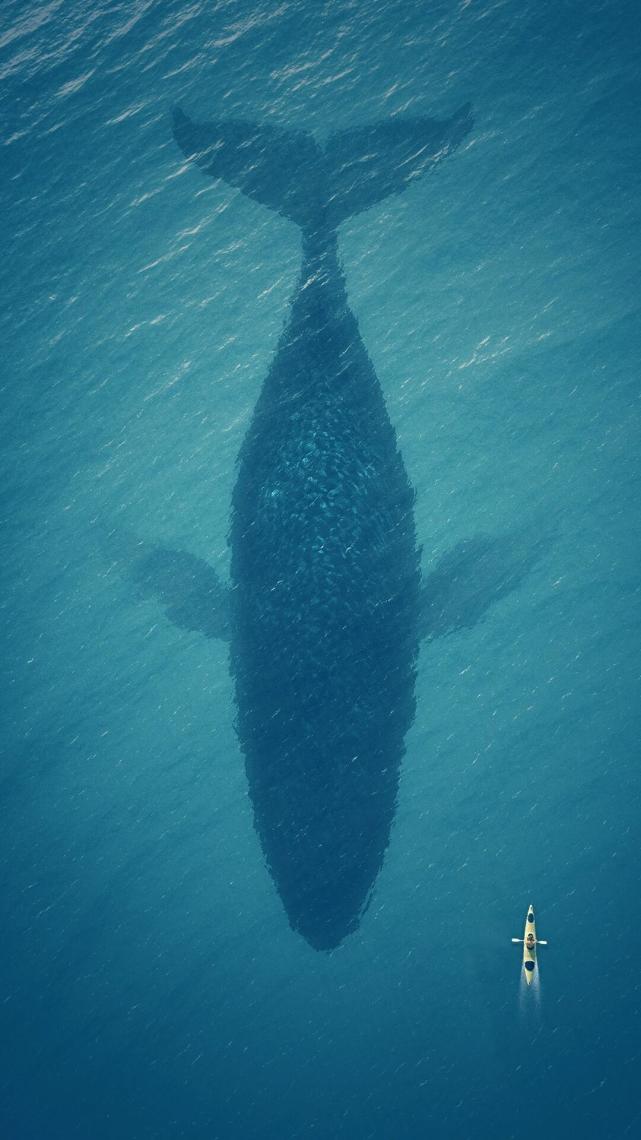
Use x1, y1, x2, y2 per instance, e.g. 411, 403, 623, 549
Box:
228, 250, 420, 948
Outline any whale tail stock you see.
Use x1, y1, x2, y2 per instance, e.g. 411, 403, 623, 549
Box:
171, 102, 473, 231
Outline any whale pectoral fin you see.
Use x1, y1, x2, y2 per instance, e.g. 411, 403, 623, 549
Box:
419, 529, 546, 641
325, 103, 473, 226
172, 107, 322, 227
132, 544, 231, 641
102, 528, 231, 641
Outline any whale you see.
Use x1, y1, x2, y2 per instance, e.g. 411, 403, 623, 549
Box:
166, 104, 474, 948
115, 103, 514, 951
166, 105, 475, 950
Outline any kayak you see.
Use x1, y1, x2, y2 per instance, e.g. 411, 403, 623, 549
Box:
511, 904, 547, 984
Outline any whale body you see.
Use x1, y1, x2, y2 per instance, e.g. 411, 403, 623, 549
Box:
164, 105, 473, 949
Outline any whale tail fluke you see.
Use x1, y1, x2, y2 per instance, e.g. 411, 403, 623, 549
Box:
172, 107, 323, 229
324, 102, 473, 227
172, 102, 473, 231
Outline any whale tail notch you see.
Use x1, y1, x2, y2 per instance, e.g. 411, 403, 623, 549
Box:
172, 102, 473, 231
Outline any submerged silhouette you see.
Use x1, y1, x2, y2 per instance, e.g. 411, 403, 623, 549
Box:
121, 104, 481, 949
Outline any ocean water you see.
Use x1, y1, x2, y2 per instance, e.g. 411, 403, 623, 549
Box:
1, 1, 640, 1137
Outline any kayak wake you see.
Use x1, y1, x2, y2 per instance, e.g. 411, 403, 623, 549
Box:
518, 961, 542, 1024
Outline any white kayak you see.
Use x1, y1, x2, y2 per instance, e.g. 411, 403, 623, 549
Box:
512, 904, 547, 984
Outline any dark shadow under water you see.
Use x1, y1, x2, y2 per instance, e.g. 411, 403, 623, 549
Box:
105, 103, 548, 950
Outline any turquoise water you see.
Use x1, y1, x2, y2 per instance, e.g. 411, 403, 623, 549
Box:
2, 1, 640, 1137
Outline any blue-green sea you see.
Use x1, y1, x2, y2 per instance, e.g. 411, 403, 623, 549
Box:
1, 2, 640, 1137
